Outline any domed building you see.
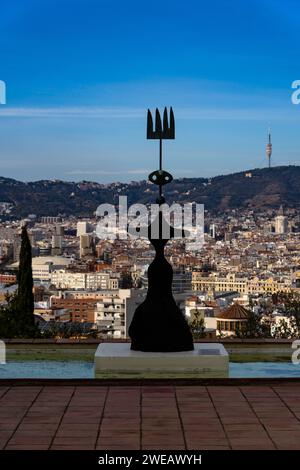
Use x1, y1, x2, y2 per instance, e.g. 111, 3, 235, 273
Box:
216, 303, 250, 336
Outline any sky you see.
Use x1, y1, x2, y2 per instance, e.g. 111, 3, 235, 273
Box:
0, 0, 300, 182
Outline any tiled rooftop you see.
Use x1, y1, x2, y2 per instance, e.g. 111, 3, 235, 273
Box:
1, 382, 300, 450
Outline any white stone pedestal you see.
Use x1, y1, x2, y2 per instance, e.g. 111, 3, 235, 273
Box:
94, 343, 229, 378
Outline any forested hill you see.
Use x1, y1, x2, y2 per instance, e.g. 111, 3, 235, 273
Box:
0, 166, 299, 218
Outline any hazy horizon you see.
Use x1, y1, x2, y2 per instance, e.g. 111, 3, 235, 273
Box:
1, 163, 299, 185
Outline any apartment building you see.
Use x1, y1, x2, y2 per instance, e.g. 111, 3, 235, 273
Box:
95, 289, 145, 338
50, 296, 97, 323
51, 270, 119, 290
9, 256, 73, 282
192, 272, 292, 295
50, 288, 145, 331
0, 273, 17, 285
141, 269, 192, 293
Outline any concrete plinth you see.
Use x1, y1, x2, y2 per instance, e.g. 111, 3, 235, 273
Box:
94, 343, 229, 378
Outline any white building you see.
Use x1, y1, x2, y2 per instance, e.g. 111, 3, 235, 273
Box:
77, 221, 89, 237
10, 256, 73, 282
32, 256, 73, 282
95, 289, 145, 338
51, 270, 119, 290
184, 295, 217, 331
86, 273, 118, 290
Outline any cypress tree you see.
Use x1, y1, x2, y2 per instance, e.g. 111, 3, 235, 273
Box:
13, 225, 36, 336
0, 226, 39, 337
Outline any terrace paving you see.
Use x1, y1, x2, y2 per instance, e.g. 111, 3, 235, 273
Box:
0, 381, 300, 450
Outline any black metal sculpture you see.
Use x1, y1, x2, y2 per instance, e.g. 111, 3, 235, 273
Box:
129, 107, 194, 352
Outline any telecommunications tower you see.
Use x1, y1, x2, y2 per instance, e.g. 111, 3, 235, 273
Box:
266, 128, 272, 168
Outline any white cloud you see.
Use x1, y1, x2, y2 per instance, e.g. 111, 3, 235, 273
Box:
66, 168, 195, 177
0, 105, 297, 121
66, 169, 149, 176
0, 106, 144, 118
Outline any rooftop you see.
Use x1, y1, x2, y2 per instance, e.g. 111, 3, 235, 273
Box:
1, 380, 300, 450
217, 303, 250, 320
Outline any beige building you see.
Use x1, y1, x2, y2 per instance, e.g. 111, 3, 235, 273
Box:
274, 206, 288, 234
192, 272, 292, 295
80, 234, 93, 257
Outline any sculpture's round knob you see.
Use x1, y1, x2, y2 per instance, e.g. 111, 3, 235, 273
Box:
148, 170, 173, 186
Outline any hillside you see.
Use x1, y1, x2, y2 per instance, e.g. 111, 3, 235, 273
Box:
0, 166, 299, 218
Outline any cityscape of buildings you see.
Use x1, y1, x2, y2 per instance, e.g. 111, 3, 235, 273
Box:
0, 200, 299, 339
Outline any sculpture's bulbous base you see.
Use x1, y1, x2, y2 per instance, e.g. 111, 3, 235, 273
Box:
129, 214, 194, 352
129, 294, 194, 352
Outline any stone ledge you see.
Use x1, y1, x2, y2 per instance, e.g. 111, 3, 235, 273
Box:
95, 343, 229, 378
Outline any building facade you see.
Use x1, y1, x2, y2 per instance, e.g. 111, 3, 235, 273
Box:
192, 272, 292, 294
51, 270, 119, 290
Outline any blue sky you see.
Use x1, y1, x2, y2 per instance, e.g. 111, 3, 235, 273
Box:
0, 0, 300, 182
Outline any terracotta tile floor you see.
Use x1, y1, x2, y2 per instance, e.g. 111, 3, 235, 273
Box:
1, 383, 300, 450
